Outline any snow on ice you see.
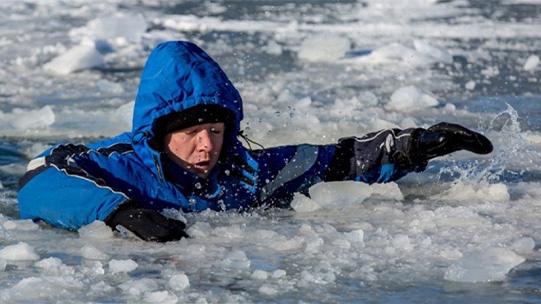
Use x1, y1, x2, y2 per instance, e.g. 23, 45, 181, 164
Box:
0, 106, 55, 133
298, 34, 351, 62
43, 44, 105, 75
109, 259, 138, 274
523, 55, 540, 71
386, 85, 439, 112
0, 242, 39, 261
444, 247, 526, 282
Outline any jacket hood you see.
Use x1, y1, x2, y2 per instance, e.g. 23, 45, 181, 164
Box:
132, 41, 243, 138
130, 41, 244, 180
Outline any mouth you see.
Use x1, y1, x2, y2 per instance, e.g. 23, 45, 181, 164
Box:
193, 160, 210, 172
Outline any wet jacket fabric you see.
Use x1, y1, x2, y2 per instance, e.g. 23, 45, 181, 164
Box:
17, 41, 418, 230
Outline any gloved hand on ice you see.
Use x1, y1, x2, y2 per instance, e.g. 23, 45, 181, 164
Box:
105, 200, 189, 242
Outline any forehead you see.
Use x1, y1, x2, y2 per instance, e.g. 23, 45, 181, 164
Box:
186, 122, 225, 129
172, 122, 225, 133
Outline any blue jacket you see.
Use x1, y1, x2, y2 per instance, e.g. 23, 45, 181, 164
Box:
18, 41, 419, 230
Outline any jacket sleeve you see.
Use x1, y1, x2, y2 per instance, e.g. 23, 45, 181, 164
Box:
18, 144, 128, 230
249, 128, 422, 205
326, 128, 426, 184
249, 144, 336, 206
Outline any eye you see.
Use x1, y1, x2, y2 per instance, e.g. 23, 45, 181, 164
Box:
184, 129, 198, 135
210, 127, 222, 134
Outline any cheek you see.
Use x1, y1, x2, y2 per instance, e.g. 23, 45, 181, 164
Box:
171, 135, 190, 146
174, 136, 187, 144
213, 138, 225, 152
166, 137, 192, 157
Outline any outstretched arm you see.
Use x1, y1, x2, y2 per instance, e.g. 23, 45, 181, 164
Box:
326, 122, 493, 183
249, 122, 492, 206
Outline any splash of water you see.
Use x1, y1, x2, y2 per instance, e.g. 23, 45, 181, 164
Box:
487, 103, 541, 183
431, 104, 529, 201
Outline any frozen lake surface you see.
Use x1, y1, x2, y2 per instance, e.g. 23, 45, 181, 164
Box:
1, 0, 541, 302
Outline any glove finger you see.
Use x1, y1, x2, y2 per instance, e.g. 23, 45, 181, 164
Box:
164, 220, 190, 240
143, 211, 189, 241
135, 220, 188, 242
426, 122, 493, 155
147, 211, 187, 229
137, 225, 187, 242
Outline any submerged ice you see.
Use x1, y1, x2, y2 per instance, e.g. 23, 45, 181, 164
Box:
0, 0, 540, 302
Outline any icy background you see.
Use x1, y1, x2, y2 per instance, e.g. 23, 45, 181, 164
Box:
1, 0, 541, 302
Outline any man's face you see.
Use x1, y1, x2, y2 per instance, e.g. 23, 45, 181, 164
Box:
163, 122, 225, 179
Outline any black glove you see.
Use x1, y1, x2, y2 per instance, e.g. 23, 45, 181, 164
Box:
409, 122, 493, 167
104, 201, 189, 242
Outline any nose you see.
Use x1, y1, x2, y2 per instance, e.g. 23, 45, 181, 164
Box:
196, 129, 213, 152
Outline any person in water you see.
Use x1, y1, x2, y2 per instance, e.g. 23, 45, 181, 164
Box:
17, 41, 493, 242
